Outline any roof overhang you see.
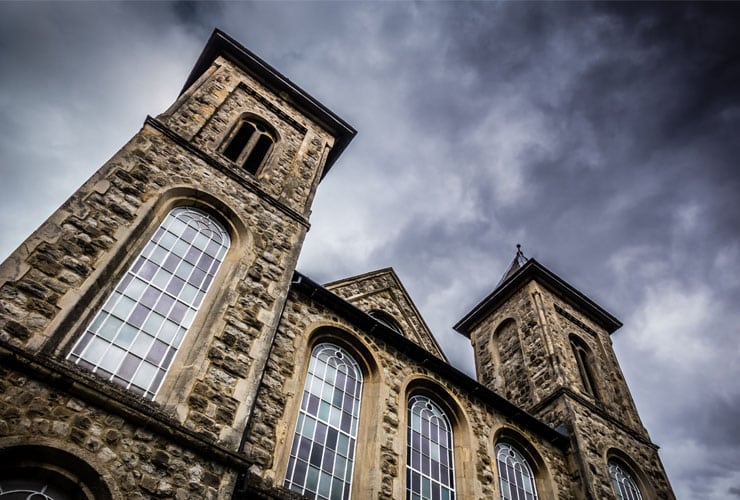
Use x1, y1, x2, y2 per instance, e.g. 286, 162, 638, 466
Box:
454, 259, 622, 337
181, 29, 356, 178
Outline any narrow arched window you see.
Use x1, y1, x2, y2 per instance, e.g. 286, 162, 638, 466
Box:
406, 395, 455, 500
609, 460, 643, 500
570, 336, 599, 398
495, 442, 538, 500
285, 343, 363, 500
222, 116, 276, 175
67, 207, 230, 399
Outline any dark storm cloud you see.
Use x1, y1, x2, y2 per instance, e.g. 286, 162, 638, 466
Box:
1, 2, 739, 498
405, 3, 740, 299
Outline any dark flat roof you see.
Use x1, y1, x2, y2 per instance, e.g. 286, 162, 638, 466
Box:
454, 259, 622, 337
181, 29, 356, 177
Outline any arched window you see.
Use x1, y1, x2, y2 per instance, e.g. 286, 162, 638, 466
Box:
285, 343, 363, 500
368, 310, 403, 334
67, 207, 230, 399
570, 336, 599, 398
0, 445, 113, 500
222, 116, 276, 174
494, 320, 532, 405
406, 395, 455, 500
495, 442, 538, 500
0, 469, 81, 499
609, 460, 643, 500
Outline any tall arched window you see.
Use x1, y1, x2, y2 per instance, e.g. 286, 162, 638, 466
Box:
285, 343, 363, 500
406, 395, 455, 500
570, 336, 599, 398
609, 460, 643, 500
67, 207, 230, 399
495, 442, 538, 500
221, 115, 276, 175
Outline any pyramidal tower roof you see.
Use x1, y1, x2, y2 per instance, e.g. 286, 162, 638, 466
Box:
496, 244, 528, 287
455, 247, 622, 337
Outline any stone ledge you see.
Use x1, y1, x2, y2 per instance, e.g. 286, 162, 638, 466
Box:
0, 338, 253, 470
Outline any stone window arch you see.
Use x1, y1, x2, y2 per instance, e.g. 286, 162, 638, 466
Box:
66, 206, 230, 399
0, 445, 114, 500
284, 342, 364, 499
569, 335, 599, 399
368, 309, 403, 334
492, 319, 532, 405
493, 428, 555, 500
221, 114, 277, 175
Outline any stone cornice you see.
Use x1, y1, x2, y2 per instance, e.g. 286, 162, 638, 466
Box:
530, 387, 657, 450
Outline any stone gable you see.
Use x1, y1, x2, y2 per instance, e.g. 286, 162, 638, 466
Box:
325, 268, 447, 361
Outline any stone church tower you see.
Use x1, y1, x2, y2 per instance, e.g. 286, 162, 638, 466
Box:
455, 248, 674, 498
0, 29, 354, 498
0, 30, 673, 500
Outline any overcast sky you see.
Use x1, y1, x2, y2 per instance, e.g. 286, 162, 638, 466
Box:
1, 2, 739, 498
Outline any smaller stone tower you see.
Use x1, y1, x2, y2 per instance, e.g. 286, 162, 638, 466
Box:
454, 250, 674, 499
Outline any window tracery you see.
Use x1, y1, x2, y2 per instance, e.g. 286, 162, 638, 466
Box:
495, 442, 538, 500
406, 395, 455, 500
609, 460, 643, 500
67, 207, 230, 399
285, 343, 363, 500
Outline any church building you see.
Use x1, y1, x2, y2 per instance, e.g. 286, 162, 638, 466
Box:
0, 30, 674, 499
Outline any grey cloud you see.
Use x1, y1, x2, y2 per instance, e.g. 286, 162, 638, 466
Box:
1, 3, 739, 498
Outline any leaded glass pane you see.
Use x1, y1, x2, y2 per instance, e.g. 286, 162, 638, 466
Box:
285, 343, 363, 499
609, 461, 643, 500
495, 443, 538, 500
67, 207, 230, 399
406, 395, 455, 500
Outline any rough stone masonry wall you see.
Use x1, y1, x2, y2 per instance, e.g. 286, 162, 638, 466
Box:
326, 272, 445, 359
532, 283, 647, 436
0, 55, 334, 483
468, 279, 651, 439
0, 364, 233, 499
469, 285, 559, 411
0, 121, 310, 445
243, 289, 576, 499
570, 401, 675, 499
480, 279, 673, 498
159, 56, 332, 216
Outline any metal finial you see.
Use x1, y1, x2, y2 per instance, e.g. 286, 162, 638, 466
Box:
515, 244, 526, 264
